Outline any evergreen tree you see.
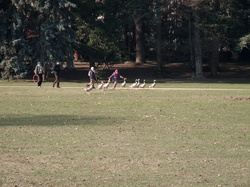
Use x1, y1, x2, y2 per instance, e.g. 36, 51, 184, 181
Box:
0, 0, 76, 80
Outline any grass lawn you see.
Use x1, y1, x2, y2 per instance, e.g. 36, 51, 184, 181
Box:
0, 81, 249, 186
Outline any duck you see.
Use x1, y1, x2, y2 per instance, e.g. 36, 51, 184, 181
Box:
97, 81, 104, 90
102, 80, 110, 90
139, 79, 146, 88
84, 84, 94, 92
149, 80, 156, 88
129, 79, 138, 88
120, 78, 127, 87
135, 78, 140, 88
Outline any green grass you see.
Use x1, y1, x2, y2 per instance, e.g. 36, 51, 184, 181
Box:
0, 81, 249, 187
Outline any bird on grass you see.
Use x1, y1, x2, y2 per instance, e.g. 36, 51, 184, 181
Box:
84, 84, 94, 92
149, 80, 156, 88
129, 79, 138, 88
97, 81, 104, 90
139, 79, 146, 88
102, 80, 110, 90
135, 78, 140, 88
120, 78, 127, 87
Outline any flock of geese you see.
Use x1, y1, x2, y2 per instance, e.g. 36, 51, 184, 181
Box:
84, 78, 156, 92
128, 78, 156, 88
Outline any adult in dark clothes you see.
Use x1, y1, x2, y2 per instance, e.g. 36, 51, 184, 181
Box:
34, 62, 44, 87
88, 67, 98, 88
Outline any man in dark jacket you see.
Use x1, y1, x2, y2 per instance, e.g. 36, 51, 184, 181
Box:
53, 62, 61, 88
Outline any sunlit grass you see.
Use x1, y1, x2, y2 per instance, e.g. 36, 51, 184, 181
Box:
0, 81, 249, 186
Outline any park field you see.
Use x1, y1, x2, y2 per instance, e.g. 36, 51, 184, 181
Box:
0, 81, 249, 186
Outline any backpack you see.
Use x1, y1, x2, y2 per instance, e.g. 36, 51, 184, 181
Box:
37, 66, 43, 74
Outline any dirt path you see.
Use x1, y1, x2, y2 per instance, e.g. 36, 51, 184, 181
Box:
0, 85, 249, 91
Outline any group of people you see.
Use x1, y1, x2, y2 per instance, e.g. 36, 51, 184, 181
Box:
33, 61, 61, 88
34, 62, 125, 89
87, 66, 125, 89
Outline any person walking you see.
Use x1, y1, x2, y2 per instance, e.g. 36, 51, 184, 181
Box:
34, 62, 44, 87
88, 67, 98, 88
108, 69, 125, 89
53, 61, 61, 88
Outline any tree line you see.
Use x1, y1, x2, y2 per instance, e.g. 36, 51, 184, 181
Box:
0, 0, 249, 80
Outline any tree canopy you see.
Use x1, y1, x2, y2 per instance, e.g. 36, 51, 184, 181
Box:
0, 0, 249, 79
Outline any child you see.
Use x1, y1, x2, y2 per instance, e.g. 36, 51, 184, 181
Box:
108, 69, 125, 89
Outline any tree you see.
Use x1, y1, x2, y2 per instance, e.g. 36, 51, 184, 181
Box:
0, 0, 76, 80
72, 0, 130, 67
193, 13, 205, 79
182, 0, 206, 79
1, 0, 248, 80
209, 0, 220, 77
226, 0, 250, 60
200, 0, 250, 76
132, 0, 148, 64
155, 0, 163, 71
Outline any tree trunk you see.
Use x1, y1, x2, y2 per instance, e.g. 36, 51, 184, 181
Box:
188, 11, 195, 78
193, 14, 204, 79
156, 21, 163, 70
134, 16, 146, 64
154, 0, 163, 73
210, 0, 220, 77
210, 38, 219, 77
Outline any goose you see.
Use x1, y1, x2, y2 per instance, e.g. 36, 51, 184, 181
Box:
149, 80, 156, 88
84, 84, 94, 92
139, 79, 146, 88
97, 81, 104, 90
129, 79, 138, 88
102, 80, 110, 90
120, 78, 127, 87
135, 78, 140, 88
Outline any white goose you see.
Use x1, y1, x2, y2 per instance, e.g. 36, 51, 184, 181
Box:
97, 81, 104, 90
84, 84, 94, 92
149, 80, 156, 88
135, 78, 140, 88
130, 79, 138, 88
120, 78, 127, 87
102, 80, 110, 90
139, 79, 146, 88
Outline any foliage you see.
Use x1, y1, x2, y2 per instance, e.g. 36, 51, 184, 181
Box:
0, 0, 76, 80
73, 0, 130, 63
0, 0, 249, 79
238, 34, 250, 49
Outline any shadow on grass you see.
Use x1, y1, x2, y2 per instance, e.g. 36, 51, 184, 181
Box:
0, 114, 116, 126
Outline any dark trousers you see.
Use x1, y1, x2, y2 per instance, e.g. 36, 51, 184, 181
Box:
38, 74, 43, 86
53, 73, 60, 87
